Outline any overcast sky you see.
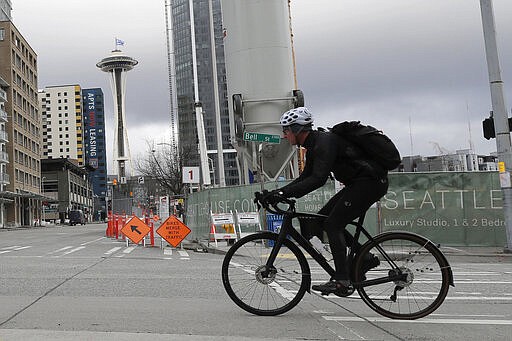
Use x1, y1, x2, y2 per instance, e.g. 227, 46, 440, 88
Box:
12, 0, 512, 173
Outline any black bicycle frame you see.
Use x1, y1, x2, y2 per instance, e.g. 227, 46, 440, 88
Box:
264, 211, 407, 288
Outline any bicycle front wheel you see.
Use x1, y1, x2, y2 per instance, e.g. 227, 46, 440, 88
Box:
221, 232, 310, 316
354, 232, 452, 319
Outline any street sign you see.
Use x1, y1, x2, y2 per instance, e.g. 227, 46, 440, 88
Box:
156, 215, 191, 247
182, 166, 200, 184
120, 216, 151, 244
138, 176, 144, 184
243, 131, 280, 144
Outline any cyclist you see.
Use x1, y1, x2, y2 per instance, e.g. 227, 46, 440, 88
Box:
264, 107, 388, 295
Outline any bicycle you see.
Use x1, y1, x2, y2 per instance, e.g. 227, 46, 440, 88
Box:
221, 192, 454, 319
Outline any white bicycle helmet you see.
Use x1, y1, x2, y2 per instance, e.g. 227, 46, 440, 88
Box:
280, 107, 314, 127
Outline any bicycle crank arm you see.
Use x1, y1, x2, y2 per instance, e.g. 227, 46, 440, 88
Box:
356, 273, 408, 288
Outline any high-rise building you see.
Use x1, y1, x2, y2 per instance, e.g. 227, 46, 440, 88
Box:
0, 20, 42, 227
0, 0, 11, 21
39, 85, 84, 165
82, 88, 108, 220
169, 0, 239, 186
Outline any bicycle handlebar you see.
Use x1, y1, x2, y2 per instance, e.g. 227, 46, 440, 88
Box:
254, 190, 296, 215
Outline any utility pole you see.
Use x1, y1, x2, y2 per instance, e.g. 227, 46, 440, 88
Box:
480, 0, 512, 252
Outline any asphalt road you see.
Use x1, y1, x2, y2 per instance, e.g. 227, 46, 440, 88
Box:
0, 223, 511, 340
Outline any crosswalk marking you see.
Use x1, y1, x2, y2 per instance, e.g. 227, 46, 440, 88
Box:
13, 246, 32, 251
57, 246, 86, 257
0, 246, 32, 254
104, 247, 122, 255
47, 246, 73, 255
0, 244, 195, 261
322, 316, 512, 325
178, 250, 189, 257
1, 246, 21, 250
80, 237, 105, 246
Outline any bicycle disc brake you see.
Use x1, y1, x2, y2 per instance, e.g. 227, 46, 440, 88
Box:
254, 265, 278, 284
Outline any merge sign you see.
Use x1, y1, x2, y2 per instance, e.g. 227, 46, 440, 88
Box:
156, 216, 191, 247
120, 216, 151, 244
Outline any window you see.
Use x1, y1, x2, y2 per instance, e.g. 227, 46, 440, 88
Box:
0, 28, 4, 41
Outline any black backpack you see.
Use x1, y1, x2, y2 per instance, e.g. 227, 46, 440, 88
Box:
330, 121, 401, 170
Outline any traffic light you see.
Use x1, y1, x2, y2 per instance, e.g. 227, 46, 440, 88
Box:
482, 111, 512, 140
482, 117, 495, 140
112, 178, 118, 186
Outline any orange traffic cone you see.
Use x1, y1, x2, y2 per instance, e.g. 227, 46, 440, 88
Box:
209, 224, 216, 241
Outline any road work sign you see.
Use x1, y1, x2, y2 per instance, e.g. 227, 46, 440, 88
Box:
156, 215, 191, 247
120, 216, 151, 244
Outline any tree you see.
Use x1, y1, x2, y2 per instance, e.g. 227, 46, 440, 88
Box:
134, 141, 196, 196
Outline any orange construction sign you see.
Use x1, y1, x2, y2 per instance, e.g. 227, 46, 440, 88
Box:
156, 215, 191, 247
120, 216, 151, 244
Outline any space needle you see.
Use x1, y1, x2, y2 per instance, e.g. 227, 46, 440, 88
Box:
96, 47, 138, 181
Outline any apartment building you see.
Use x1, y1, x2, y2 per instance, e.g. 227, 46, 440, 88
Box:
0, 76, 9, 226
39, 85, 84, 165
0, 20, 42, 226
0, 0, 11, 21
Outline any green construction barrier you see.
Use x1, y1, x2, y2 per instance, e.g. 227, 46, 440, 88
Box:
183, 172, 507, 247
382, 172, 506, 246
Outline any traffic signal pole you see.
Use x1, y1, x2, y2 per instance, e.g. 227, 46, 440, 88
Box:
480, 0, 512, 252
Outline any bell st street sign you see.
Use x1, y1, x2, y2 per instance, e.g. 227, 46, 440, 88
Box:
243, 132, 280, 144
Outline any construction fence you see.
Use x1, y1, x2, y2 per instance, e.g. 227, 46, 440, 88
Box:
184, 171, 506, 247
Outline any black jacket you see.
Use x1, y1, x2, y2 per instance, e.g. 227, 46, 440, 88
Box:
280, 130, 387, 198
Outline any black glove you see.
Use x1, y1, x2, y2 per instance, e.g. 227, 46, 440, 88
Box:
263, 189, 284, 205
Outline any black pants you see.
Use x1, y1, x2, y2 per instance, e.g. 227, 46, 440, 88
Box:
318, 178, 389, 281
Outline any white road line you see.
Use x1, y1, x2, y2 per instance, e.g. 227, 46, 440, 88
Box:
104, 247, 122, 255
164, 249, 173, 256
431, 313, 506, 318
80, 237, 106, 246
13, 246, 32, 251
451, 281, 512, 284
178, 250, 189, 258
47, 246, 73, 255
323, 316, 512, 325
326, 295, 512, 301
1, 246, 21, 250
123, 246, 136, 254
58, 246, 86, 257
0, 246, 31, 254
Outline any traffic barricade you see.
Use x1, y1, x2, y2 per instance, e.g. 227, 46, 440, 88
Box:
235, 210, 262, 239
209, 211, 237, 247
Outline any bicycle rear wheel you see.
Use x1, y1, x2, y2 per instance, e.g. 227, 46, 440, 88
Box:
354, 232, 451, 319
221, 232, 310, 316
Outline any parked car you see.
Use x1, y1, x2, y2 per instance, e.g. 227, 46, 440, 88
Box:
69, 210, 86, 226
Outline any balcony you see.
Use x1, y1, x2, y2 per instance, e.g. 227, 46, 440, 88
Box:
0, 172, 10, 185
0, 130, 7, 143
0, 151, 8, 164
0, 107, 7, 122
0, 88, 6, 103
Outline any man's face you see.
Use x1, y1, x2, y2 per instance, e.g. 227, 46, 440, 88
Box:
282, 127, 298, 145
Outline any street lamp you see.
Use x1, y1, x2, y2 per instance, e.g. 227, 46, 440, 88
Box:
40, 176, 46, 225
